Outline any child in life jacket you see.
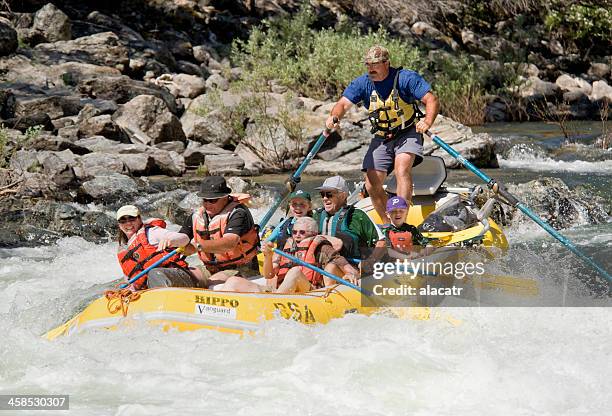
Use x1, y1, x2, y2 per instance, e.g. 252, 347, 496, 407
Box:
376, 195, 430, 253
265, 190, 313, 248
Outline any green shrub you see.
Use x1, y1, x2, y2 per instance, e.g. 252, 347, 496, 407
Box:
231, 4, 423, 100
25, 125, 43, 141
432, 56, 489, 125
195, 163, 209, 176
545, 2, 610, 52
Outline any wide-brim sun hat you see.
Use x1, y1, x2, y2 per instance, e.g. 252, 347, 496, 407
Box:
197, 176, 232, 199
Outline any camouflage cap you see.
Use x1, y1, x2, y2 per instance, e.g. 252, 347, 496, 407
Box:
364, 45, 390, 64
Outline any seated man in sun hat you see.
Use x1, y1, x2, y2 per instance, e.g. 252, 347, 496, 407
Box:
177, 176, 260, 288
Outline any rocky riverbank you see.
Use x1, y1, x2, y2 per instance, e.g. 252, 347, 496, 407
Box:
0, 1, 610, 247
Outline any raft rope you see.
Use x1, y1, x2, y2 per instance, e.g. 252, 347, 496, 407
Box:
105, 289, 141, 317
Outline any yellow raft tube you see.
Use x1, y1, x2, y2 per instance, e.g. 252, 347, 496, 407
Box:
44, 157, 508, 340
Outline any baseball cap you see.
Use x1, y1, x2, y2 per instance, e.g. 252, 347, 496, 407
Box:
116, 205, 140, 220
288, 190, 311, 201
364, 45, 390, 64
386, 196, 408, 212
315, 175, 349, 193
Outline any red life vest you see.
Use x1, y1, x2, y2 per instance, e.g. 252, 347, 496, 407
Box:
192, 199, 259, 273
117, 219, 189, 290
276, 236, 331, 288
387, 229, 414, 253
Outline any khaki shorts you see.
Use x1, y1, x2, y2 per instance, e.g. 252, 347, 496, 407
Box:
196, 263, 260, 288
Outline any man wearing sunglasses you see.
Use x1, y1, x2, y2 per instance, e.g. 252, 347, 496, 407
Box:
313, 175, 383, 259
179, 176, 260, 287
325, 45, 439, 223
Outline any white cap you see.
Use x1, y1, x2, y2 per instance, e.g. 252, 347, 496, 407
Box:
116, 205, 140, 220
315, 175, 349, 193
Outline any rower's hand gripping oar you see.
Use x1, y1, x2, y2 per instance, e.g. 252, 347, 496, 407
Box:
119, 247, 186, 289
425, 130, 611, 283
272, 248, 369, 294
258, 118, 338, 233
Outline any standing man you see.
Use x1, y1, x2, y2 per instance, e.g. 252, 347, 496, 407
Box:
325, 45, 440, 223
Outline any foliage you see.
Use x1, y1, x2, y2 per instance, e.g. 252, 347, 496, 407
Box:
231, 4, 423, 100
25, 125, 43, 141
192, 83, 307, 170
431, 56, 489, 125
544, 2, 611, 47
195, 163, 209, 176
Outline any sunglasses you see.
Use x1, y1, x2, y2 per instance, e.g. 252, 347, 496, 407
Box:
290, 201, 308, 208
319, 191, 337, 199
118, 216, 138, 224
203, 197, 223, 204
292, 229, 309, 236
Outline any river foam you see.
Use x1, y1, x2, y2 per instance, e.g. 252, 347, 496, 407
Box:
1, 237, 610, 415
498, 154, 612, 173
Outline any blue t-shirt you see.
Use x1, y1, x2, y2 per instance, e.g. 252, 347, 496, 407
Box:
342, 67, 431, 106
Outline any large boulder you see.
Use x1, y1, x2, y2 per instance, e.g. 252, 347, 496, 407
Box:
148, 149, 185, 176
590, 80, 612, 102
519, 76, 561, 99
13, 93, 84, 120
74, 152, 126, 178
31, 3, 72, 43
38, 149, 77, 186
180, 108, 233, 145
77, 114, 125, 141
152, 73, 206, 98
78, 75, 178, 113
555, 74, 591, 95
117, 153, 154, 176
34, 32, 129, 70
506, 178, 609, 229
183, 141, 231, 166
0, 56, 121, 88
205, 153, 245, 175
113, 95, 186, 145
0, 17, 18, 56
430, 133, 498, 168
588, 63, 610, 80
79, 173, 139, 202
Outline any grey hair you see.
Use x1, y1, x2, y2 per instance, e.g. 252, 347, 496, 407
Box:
294, 216, 318, 234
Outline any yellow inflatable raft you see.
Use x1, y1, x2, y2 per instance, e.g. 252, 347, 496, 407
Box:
45, 156, 511, 340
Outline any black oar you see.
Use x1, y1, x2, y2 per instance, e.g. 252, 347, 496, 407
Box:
258, 119, 337, 232
425, 130, 611, 283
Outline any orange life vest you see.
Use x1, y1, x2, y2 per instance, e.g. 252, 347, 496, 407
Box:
387, 229, 414, 253
117, 219, 189, 290
276, 236, 331, 288
192, 199, 259, 272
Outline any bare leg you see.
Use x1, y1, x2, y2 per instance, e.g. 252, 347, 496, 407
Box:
394, 152, 416, 207
276, 267, 312, 293
365, 169, 389, 223
221, 276, 264, 292
190, 268, 237, 288
322, 263, 344, 287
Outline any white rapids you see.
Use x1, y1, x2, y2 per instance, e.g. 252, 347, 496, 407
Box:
1, 237, 610, 415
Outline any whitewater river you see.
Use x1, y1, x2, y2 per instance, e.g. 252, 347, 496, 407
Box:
1, 122, 610, 415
